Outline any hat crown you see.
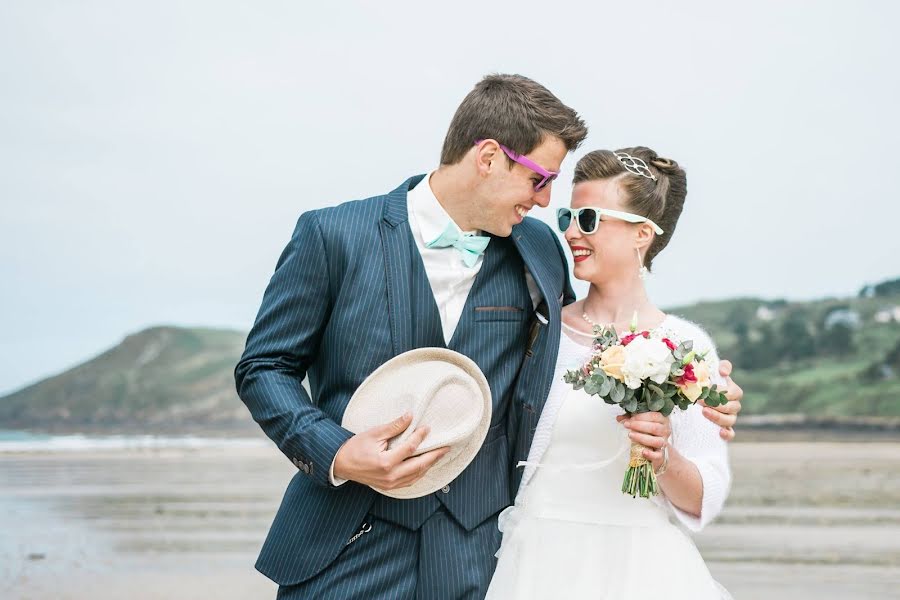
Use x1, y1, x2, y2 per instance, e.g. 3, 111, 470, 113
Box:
390, 371, 485, 458
342, 348, 493, 499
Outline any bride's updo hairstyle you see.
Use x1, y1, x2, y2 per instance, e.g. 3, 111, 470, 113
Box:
572, 147, 687, 272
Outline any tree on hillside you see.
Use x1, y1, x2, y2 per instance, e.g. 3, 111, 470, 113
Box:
861, 338, 900, 381
818, 322, 856, 357
780, 310, 816, 361
859, 277, 900, 298
740, 323, 780, 370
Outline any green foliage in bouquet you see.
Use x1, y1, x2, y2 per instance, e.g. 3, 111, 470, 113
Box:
562, 325, 729, 498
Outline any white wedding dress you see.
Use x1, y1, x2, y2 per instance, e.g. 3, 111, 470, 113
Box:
486, 316, 733, 600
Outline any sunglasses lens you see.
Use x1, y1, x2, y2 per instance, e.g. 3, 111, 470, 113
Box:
577, 209, 598, 233
556, 209, 572, 232
534, 174, 557, 191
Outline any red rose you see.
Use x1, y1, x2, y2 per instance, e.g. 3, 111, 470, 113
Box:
662, 338, 677, 351
678, 362, 697, 386
621, 331, 651, 346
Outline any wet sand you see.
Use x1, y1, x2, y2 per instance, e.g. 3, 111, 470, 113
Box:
1, 440, 898, 599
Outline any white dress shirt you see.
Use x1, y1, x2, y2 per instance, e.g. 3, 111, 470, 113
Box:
408, 172, 542, 344
330, 172, 542, 485
409, 172, 487, 344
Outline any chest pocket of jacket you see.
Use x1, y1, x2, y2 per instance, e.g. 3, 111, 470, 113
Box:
474, 305, 527, 322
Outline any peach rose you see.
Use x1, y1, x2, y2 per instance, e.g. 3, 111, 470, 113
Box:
680, 381, 703, 402
694, 360, 712, 388
680, 360, 711, 402
599, 345, 626, 381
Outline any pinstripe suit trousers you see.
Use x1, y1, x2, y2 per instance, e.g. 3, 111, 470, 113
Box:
276, 507, 502, 600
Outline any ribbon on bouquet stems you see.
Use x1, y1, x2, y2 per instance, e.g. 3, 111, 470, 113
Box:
622, 441, 658, 498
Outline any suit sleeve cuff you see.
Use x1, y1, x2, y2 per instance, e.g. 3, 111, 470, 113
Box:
304, 418, 355, 488
330, 454, 349, 486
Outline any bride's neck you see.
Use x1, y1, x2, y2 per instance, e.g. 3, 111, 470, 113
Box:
582, 276, 662, 331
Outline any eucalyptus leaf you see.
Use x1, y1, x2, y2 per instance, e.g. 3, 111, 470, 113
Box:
708, 391, 727, 407
611, 382, 626, 404
599, 378, 613, 397
648, 396, 664, 411
662, 396, 675, 417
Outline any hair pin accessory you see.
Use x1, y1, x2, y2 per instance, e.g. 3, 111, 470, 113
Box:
615, 152, 657, 181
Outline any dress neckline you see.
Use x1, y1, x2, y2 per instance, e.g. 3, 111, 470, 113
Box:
560, 314, 674, 348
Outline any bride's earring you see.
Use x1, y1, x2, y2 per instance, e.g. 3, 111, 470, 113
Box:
637, 249, 648, 280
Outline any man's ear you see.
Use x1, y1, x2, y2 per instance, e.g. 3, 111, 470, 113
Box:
474, 140, 501, 177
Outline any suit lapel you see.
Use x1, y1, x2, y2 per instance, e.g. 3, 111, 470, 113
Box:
512, 221, 564, 417
381, 175, 426, 356
512, 223, 562, 329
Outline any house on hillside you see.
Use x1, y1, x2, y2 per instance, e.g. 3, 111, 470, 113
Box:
874, 306, 900, 324
824, 308, 861, 330
756, 306, 778, 321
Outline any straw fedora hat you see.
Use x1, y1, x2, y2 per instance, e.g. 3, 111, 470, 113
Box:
341, 347, 492, 499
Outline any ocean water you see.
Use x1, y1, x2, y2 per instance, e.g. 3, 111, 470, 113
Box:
0, 429, 270, 452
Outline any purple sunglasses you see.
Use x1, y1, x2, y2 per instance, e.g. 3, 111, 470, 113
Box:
474, 140, 559, 191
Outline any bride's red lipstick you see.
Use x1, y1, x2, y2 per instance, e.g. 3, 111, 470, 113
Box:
570, 245, 593, 263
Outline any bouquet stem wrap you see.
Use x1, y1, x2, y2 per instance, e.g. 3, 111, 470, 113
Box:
622, 441, 659, 498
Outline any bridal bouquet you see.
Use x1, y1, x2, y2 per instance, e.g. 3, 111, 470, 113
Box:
563, 320, 728, 499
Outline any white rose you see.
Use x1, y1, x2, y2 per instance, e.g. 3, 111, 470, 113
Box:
621, 336, 676, 390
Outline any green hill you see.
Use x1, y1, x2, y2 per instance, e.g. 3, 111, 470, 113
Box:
0, 326, 253, 432
2, 279, 898, 433
669, 288, 900, 418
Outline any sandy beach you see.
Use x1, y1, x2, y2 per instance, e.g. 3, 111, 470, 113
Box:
2, 439, 898, 599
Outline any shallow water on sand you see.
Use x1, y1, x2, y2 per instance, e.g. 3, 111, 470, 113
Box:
1, 437, 898, 599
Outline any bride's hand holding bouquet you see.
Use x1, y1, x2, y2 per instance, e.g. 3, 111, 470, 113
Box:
563, 316, 728, 498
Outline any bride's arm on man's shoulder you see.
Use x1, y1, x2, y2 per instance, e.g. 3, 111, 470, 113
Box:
660, 398, 732, 531
694, 324, 743, 441
659, 321, 733, 530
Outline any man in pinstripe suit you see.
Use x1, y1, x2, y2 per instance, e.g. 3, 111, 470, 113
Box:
235, 74, 743, 599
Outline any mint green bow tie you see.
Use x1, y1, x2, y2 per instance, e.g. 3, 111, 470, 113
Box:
425, 222, 491, 268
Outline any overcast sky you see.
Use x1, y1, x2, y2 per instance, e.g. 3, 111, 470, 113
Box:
1, 1, 897, 395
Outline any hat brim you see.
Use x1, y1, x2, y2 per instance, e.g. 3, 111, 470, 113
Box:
342, 347, 492, 499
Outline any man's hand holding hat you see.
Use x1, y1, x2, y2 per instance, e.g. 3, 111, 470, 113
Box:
334, 413, 450, 490
336, 348, 493, 498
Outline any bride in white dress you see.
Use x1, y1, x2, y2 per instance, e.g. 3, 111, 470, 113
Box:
487, 147, 733, 599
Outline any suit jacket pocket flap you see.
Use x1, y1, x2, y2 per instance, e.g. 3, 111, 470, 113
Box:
474, 305, 526, 321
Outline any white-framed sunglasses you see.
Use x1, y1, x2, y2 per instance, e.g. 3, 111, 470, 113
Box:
556, 207, 664, 235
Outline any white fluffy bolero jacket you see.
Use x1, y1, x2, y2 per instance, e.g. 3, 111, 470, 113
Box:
517, 314, 732, 532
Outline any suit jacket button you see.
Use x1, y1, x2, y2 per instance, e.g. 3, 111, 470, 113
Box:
441, 485, 450, 494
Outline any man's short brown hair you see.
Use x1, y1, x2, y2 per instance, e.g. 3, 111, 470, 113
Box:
439, 74, 588, 166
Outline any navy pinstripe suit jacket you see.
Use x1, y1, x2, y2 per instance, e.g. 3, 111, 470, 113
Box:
235, 175, 575, 586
